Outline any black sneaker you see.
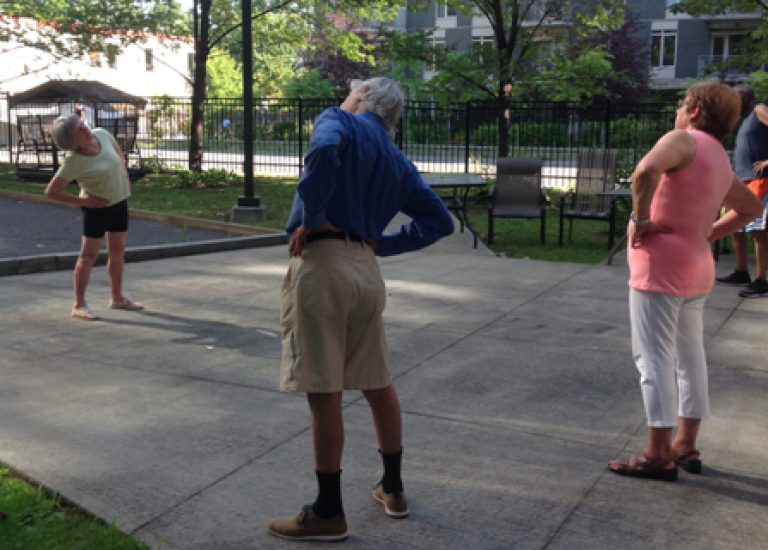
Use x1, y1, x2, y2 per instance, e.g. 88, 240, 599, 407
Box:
739, 279, 768, 298
716, 270, 751, 286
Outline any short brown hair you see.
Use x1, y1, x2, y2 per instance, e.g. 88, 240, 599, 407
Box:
683, 81, 742, 140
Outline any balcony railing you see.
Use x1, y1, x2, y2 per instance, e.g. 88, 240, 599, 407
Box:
697, 55, 762, 79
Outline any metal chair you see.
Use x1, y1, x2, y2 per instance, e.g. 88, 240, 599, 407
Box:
488, 157, 547, 245
98, 116, 142, 167
559, 148, 619, 249
16, 115, 55, 169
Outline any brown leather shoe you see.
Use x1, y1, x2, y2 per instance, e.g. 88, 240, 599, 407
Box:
372, 482, 409, 518
267, 505, 348, 542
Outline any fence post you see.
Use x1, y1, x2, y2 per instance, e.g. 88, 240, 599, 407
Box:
464, 101, 471, 173
6, 94, 12, 164
298, 97, 304, 177
604, 99, 612, 150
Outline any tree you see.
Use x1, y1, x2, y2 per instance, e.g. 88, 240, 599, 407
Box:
299, 16, 382, 92
670, 1, 768, 76
381, 0, 626, 157
0, 0, 187, 83
573, 9, 650, 102
282, 68, 338, 98
207, 49, 247, 98
186, 0, 403, 171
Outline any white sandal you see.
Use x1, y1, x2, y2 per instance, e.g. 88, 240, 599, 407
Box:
72, 306, 100, 320
109, 297, 144, 311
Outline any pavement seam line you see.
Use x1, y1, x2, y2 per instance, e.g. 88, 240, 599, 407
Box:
348, 401, 634, 454
347, 262, 594, 408
130, 398, 363, 536
540, 416, 646, 549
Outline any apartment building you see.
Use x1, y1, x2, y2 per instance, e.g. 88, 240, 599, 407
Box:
369, 1, 764, 90
629, 0, 764, 89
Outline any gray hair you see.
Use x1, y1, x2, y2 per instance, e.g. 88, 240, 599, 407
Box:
350, 77, 404, 135
52, 114, 81, 151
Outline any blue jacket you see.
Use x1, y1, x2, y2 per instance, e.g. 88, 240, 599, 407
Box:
286, 108, 454, 257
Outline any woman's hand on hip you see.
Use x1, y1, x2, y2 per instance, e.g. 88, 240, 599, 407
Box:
753, 160, 768, 175
630, 221, 674, 248
81, 194, 109, 208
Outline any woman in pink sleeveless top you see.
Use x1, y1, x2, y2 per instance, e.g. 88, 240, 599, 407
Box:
609, 82, 762, 481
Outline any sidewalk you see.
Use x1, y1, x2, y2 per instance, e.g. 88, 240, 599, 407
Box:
0, 227, 766, 549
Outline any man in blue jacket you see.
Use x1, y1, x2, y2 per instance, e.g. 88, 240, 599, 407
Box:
268, 77, 454, 542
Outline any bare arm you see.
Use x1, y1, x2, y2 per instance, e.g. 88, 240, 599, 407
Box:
629, 130, 695, 247
45, 177, 108, 208
632, 129, 696, 219
710, 173, 764, 242
754, 104, 768, 126
111, 141, 131, 193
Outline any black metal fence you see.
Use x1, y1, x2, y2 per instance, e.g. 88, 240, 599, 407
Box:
2, 93, 688, 188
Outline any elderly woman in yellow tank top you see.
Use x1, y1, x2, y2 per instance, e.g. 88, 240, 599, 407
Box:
45, 114, 143, 320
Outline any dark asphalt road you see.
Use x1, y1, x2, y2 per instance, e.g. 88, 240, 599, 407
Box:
0, 196, 237, 259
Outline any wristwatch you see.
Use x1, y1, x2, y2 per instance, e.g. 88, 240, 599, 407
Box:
630, 212, 650, 226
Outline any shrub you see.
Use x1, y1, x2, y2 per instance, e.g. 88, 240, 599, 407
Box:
471, 124, 497, 146
273, 121, 298, 141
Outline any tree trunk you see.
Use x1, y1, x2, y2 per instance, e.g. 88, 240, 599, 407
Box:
497, 80, 511, 158
189, 0, 211, 172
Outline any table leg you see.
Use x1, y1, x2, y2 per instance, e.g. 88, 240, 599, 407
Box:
451, 187, 465, 233
460, 185, 478, 249
607, 233, 628, 265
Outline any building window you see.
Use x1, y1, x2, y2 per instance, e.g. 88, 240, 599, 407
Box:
145, 49, 154, 72
436, 4, 457, 18
188, 53, 195, 78
472, 35, 493, 62
651, 30, 676, 67
426, 36, 445, 71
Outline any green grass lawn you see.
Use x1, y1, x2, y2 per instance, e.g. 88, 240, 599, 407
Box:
0, 468, 155, 550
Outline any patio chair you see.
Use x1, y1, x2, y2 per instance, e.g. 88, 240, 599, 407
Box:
98, 116, 142, 167
488, 157, 546, 245
559, 148, 619, 249
16, 114, 55, 169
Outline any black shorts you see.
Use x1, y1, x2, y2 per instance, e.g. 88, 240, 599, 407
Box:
81, 200, 129, 239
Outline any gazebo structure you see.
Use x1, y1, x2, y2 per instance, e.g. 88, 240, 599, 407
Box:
9, 80, 147, 180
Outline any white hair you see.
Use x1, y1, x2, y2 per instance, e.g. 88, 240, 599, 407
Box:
52, 114, 81, 151
350, 77, 404, 135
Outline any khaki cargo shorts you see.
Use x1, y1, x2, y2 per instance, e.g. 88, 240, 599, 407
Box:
280, 238, 390, 393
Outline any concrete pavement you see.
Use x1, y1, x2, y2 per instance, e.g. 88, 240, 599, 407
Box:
1, 225, 767, 550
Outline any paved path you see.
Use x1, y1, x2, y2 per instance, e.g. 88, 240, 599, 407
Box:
0, 229, 766, 549
0, 196, 236, 259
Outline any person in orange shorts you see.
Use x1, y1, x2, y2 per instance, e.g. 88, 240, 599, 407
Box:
716, 85, 768, 298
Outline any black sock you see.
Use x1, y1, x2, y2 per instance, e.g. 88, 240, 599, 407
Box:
380, 448, 403, 494
312, 470, 343, 519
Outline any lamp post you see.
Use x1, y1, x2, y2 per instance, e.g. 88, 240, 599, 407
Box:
232, 0, 267, 222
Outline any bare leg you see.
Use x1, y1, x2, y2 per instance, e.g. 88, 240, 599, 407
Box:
644, 427, 674, 461
308, 392, 344, 472
672, 417, 701, 457
106, 231, 127, 304
732, 232, 749, 273
74, 237, 103, 309
752, 231, 768, 281
362, 384, 403, 454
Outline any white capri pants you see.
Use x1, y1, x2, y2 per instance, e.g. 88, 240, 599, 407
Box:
629, 289, 710, 428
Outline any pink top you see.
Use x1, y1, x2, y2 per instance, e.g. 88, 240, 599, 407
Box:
628, 130, 733, 296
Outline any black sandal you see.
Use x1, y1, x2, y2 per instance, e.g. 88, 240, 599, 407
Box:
609, 453, 678, 482
674, 450, 702, 475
